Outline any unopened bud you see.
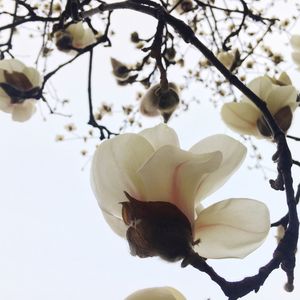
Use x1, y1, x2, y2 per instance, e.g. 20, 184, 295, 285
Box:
55, 31, 73, 51
165, 47, 176, 60
140, 82, 180, 122
111, 58, 130, 80
174, 0, 193, 13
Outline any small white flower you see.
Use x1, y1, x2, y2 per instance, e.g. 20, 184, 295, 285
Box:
91, 124, 270, 260
54, 22, 96, 52
125, 287, 186, 300
140, 83, 180, 122
0, 59, 42, 122
221, 73, 298, 138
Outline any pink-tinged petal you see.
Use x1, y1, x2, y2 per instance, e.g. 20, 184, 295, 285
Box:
291, 35, 300, 50
193, 198, 270, 259
138, 145, 222, 223
24, 67, 42, 87
266, 85, 298, 114
291, 51, 300, 66
11, 100, 36, 122
125, 287, 186, 300
0, 59, 25, 73
139, 123, 180, 150
90, 134, 155, 229
189, 134, 246, 203
241, 76, 273, 105
221, 102, 260, 136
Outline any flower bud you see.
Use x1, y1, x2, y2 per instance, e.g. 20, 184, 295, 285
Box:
54, 22, 96, 53
173, 0, 193, 13
110, 58, 131, 80
140, 82, 180, 122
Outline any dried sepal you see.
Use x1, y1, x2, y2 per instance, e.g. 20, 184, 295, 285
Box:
121, 192, 193, 262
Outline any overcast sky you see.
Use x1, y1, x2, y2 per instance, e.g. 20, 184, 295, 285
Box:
1, 2, 300, 300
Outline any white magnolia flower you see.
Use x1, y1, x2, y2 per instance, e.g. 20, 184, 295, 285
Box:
140, 83, 180, 122
221, 73, 298, 138
172, 0, 193, 14
125, 287, 186, 300
91, 124, 270, 260
290, 35, 300, 69
55, 22, 96, 52
0, 59, 42, 122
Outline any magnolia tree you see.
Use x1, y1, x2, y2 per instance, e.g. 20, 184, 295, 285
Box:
1, 0, 300, 299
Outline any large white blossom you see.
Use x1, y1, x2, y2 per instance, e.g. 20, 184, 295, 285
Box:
54, 22, 96, 52
91, 124, 270, 259
125, 287, 186, 300
221, 73, 298, 138
0, 59, 42, 122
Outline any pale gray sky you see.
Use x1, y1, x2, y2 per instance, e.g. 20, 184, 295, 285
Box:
0, 3, 300, 300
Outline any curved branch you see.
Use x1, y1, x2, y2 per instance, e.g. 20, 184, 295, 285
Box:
80, 1, 299, 298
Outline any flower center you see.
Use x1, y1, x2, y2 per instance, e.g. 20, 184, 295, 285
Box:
2, 70, 39, 104
4, 70, 33, 91
121, 192, 193, 262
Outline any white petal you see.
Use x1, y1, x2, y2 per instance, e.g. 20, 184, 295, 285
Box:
125, 287, 186, 300
291, 51, 300, 66
79, 28, 96, 48
217, 51, 234, 69
138, 145, 222, 223
266, 85, 298, 114
24, 67, 42, 87
278, 72, 292, 85
242, 76, 273, 105
290, 35, 300, 50
193, 198, 270, 259
90, 134, 155, 230
67, 22, 85, 40
11, 100, 36, 122
0, 69, 5, 82
0, 95, 12, 112
189, 135, 247, 203
140, 84, 160, 113
221, 102, 260, 137
102, 210, 127, 237
139, 124, 180, 150
0, 59, 25, 73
